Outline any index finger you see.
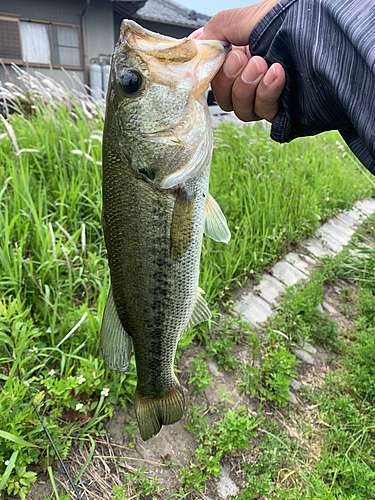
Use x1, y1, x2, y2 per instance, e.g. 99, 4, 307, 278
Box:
198, 8, 255, 45
197, 1, 281, 44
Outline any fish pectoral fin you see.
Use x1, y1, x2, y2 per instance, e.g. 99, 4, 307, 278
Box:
100, 286, 132, 372
204, 193, 231, 243
134, 381, 185, 441
182, 287, 211, 337
170, 186, 196, 260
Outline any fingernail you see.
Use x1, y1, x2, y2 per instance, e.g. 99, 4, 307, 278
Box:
223, 52, 243, 78
263, 64, 277, 85
241, 58, 262, 83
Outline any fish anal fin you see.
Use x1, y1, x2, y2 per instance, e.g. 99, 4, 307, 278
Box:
134, 382, 185, 441
170, 186, 196, 260
204, 193, 231, 243
181, 287, 211, 337
100, 286, 132, 372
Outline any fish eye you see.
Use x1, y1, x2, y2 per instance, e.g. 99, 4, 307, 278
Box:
118, 70, 143, 95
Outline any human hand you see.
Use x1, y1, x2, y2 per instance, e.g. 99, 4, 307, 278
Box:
190, 1, 285, 123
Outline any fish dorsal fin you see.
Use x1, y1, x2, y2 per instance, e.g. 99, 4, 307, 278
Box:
100, 286, 132, 372
204, 193, 231, 243
182, 287, 211, 336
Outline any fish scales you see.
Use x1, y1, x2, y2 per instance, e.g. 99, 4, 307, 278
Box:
100, 20, 230, 440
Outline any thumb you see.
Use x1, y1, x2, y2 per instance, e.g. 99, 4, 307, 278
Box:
198, 1, 280, 46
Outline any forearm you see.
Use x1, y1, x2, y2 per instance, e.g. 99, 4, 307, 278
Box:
250, 0, 375, 173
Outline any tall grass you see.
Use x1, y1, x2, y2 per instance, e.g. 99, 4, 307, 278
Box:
0, 68, 373, 497
203, 123, 373, 299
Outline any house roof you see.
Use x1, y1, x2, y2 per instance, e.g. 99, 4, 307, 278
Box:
112, 0, 210, 28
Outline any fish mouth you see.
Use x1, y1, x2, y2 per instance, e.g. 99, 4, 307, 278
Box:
118, 19, 229, 93
192, 39, 229, 97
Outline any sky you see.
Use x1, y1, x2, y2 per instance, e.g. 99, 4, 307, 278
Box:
178, 0, 258, 17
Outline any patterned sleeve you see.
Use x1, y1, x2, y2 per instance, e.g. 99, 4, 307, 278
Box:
249, 0, 375, 174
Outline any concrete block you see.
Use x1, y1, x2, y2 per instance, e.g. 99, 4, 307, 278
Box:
294, 349, 315, 365
356, 198, 375, 216
271, 260, 308, 287
336, 211, 361, 228
234, 293, 273, 326
285, 252, 316, 275
300, 253, 319, 265
329, 217, 357, 239
255, 273, 285, 305
322, 301, 338, 314
318, 221, 353, 246
303, 237, 334, 258
343, 208, 364, 223
217, 465, 239, 498
316, 229, 343, 253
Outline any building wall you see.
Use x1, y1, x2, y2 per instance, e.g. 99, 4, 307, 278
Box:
0, 0, 114, 91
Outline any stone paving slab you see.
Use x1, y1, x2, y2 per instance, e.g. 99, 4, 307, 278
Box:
234, 197, 375, 333
328, 217, 357, 239
317, 221, 353, 246
316, 229, 344, 253
234, 293, 272, 326
285, 252, 317, 276
271, 260, 308, 287
255, 273, 285, 305
336, 211, 362, 228
294, 348, 315, 365
303, 237, 335, 257
344, 208, 364, 224
356, 199, 375, 215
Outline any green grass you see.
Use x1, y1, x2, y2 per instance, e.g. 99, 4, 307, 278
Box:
185, 217, 375, 499
0, 70, 374, 498
204, 124, 373, 299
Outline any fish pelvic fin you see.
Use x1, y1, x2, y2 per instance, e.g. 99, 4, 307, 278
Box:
170, 186, 196, 261
134, 382, 185, 441
100, 286, 132, 372
204, 193, 231, 243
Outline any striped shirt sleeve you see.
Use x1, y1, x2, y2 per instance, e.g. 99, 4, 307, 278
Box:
249, 0, 375, 174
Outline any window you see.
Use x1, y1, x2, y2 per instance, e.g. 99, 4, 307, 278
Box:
51, 25, 81, 67
20, 22, 51, 64
0, 15, 23, 63
0, 13, 82, 69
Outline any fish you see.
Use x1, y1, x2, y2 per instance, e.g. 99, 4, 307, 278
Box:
100, 19, 230, 441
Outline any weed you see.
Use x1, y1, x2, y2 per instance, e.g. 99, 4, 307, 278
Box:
204, 313, 252, 371
269, 274, 341, 349
239, 337, 298, 406
187, 353, 213, 393
181, 405, 260, 492
120, 466, 164, 499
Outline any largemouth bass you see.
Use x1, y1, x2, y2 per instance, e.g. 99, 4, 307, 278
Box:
100, 19, 230, 441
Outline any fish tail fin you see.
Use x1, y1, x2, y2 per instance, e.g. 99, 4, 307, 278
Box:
134, 382, 185, 441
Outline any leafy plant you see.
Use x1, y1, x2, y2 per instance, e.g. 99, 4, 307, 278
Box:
187, 353, 213, 392
120, 466, 164, 499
